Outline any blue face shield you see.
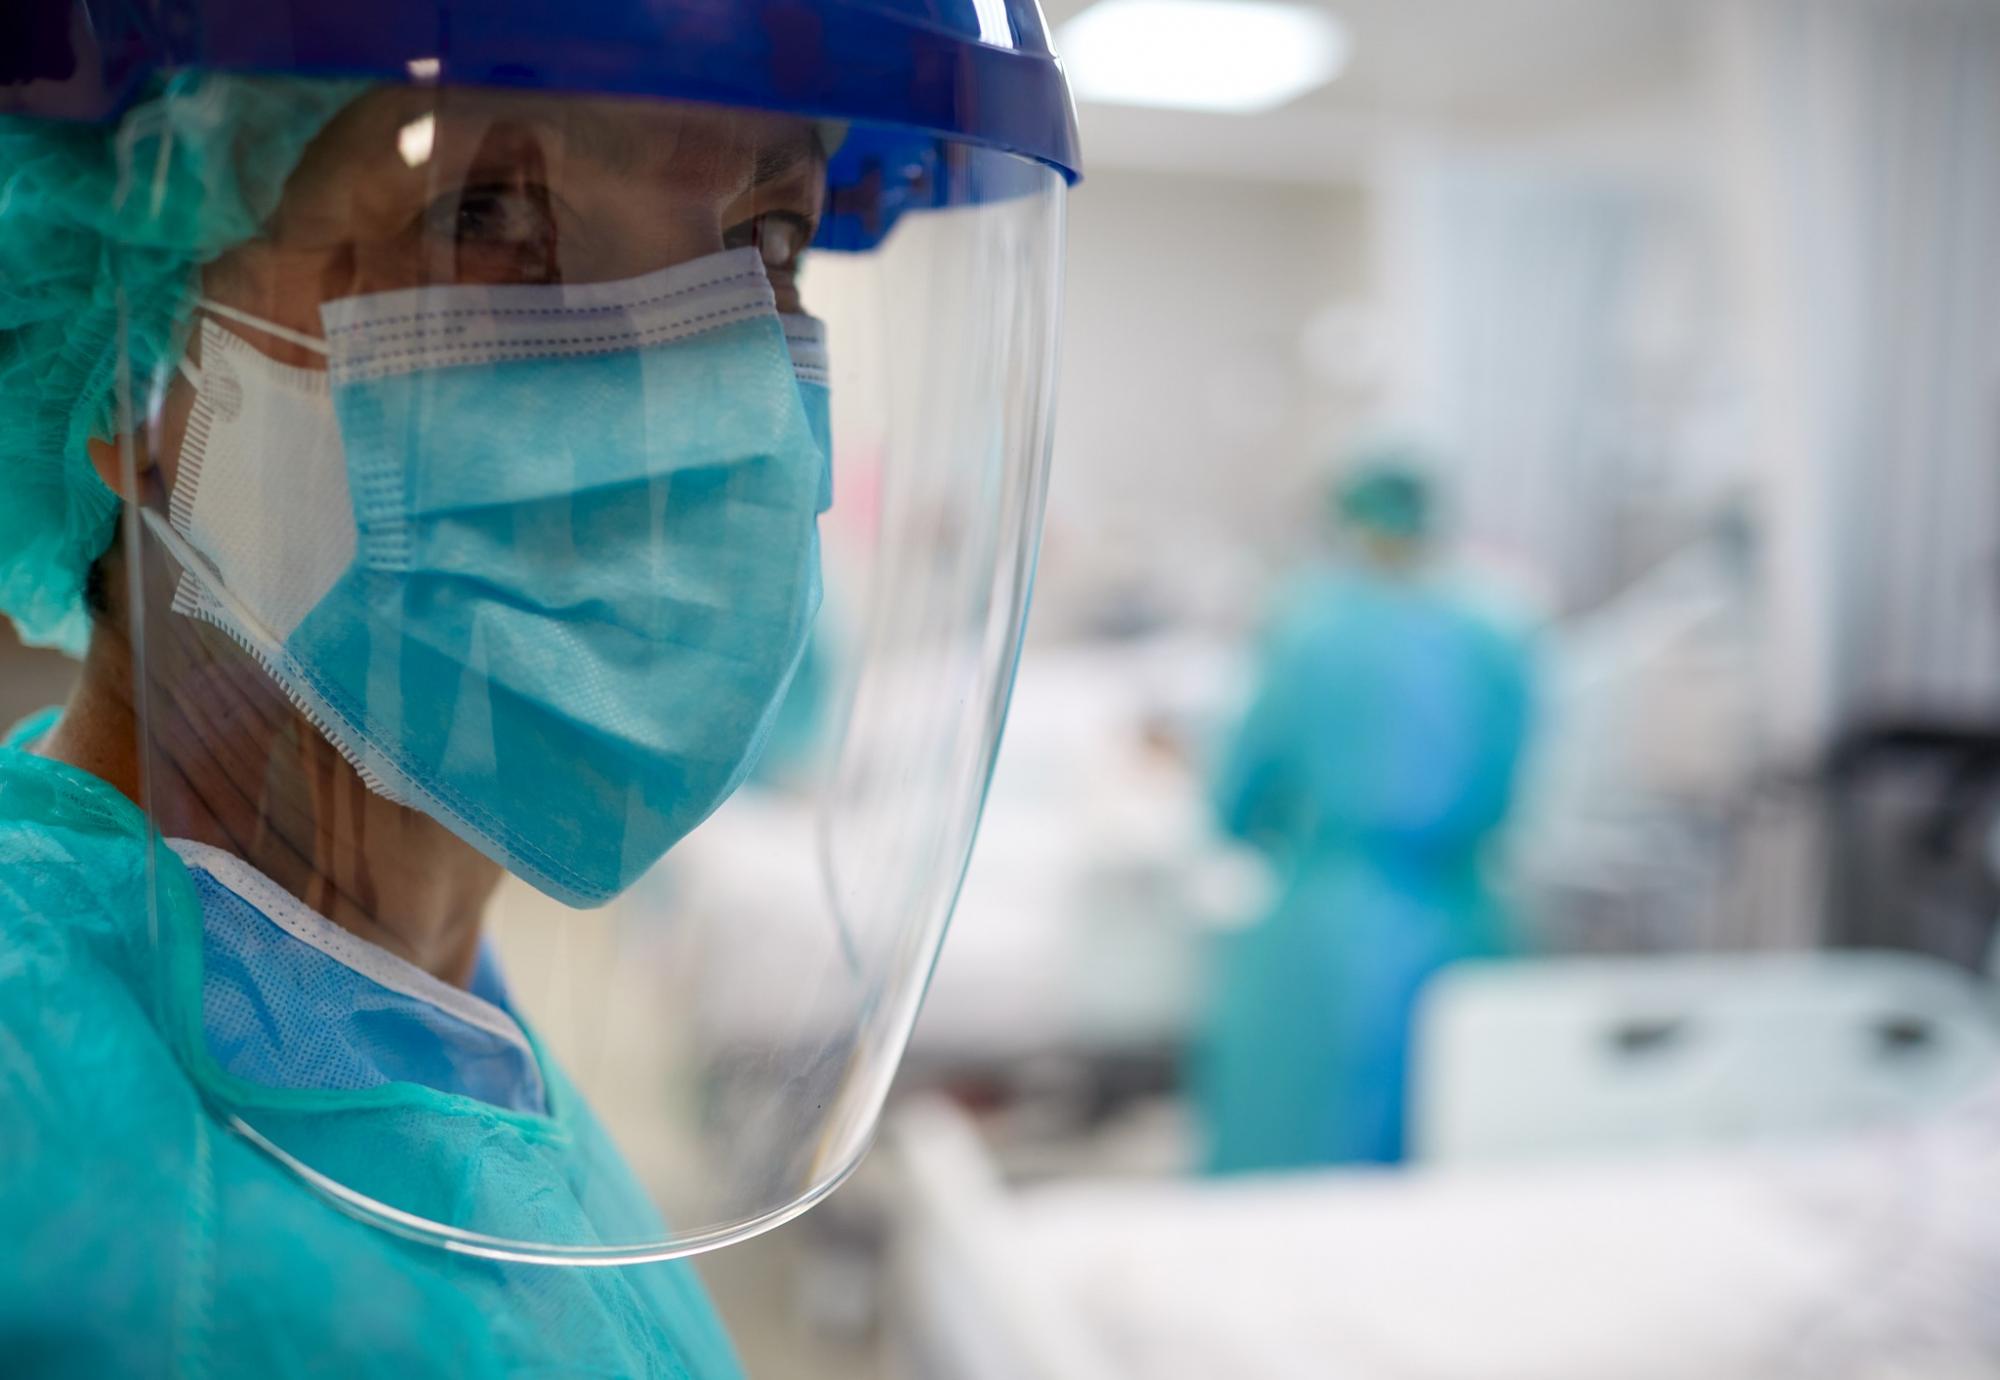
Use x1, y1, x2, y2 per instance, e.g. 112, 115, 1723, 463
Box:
149, 247, 831, 905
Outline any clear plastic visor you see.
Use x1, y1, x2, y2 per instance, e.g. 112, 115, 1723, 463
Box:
107, 78, 1065, 1262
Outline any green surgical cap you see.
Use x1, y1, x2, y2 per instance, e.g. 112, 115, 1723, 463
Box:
0, 73, 357, 654
1333, 446, 1436, 543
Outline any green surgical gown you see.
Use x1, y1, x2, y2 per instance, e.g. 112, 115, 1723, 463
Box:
1198, 571, 1533, 1171
0, 723, 741, 1379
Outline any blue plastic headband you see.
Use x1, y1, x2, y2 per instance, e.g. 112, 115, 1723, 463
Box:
0, 0, 1082, 250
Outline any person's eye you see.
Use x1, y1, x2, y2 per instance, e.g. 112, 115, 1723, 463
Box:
419, 180, 563, 285
430, 184, 556, 248
725, 212, 816, 275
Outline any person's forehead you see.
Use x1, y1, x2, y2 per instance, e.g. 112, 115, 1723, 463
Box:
322, 87, 823, 181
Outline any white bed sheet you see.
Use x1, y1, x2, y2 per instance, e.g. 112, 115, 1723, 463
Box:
1007, 1081, 2000, 1380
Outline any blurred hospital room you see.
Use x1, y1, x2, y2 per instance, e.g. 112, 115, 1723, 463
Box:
6, 0, 1999, 1375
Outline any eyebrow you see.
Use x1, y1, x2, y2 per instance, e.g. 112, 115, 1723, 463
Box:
544, 104, 823, 189
752, 130, 826, 189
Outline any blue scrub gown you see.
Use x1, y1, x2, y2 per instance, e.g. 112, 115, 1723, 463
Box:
1198, 570, 1533, 1170
0, 713, 741, 1379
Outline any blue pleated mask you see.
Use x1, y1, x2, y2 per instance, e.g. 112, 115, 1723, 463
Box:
151, 249, 831, 905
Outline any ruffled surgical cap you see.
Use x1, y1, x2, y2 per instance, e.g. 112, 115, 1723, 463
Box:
0, 73, 356, 653
1334, 447, 1437, 543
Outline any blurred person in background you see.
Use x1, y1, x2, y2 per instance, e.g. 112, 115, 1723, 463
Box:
1196, 451, 1536, 1170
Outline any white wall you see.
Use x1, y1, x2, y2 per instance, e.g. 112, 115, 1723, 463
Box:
1033, 168, 1373, 636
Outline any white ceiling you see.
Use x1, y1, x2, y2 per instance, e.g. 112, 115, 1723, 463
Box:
1046, 0, 1701, 181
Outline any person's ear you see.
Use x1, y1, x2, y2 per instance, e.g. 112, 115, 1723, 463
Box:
85, 298, 205, 501
83, 435, 148, 501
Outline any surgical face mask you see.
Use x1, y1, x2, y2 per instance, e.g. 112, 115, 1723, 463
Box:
148, 247, 832, 905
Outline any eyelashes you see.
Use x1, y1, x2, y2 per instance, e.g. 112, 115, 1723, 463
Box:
414, 183, 820, 288
415, 177, 562, 284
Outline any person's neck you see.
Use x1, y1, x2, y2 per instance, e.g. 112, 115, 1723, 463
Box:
40, 639, 499, 988
38, 636, 142, 803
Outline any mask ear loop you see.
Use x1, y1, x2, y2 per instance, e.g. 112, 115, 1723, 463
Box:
195, 297, 332, 357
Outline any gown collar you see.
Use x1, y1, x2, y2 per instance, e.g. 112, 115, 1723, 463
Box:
169, 839, 548, 1114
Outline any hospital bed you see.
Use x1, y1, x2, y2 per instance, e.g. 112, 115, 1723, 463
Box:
882, 953, 2000, 1380
1412, 950, 2000, 1162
